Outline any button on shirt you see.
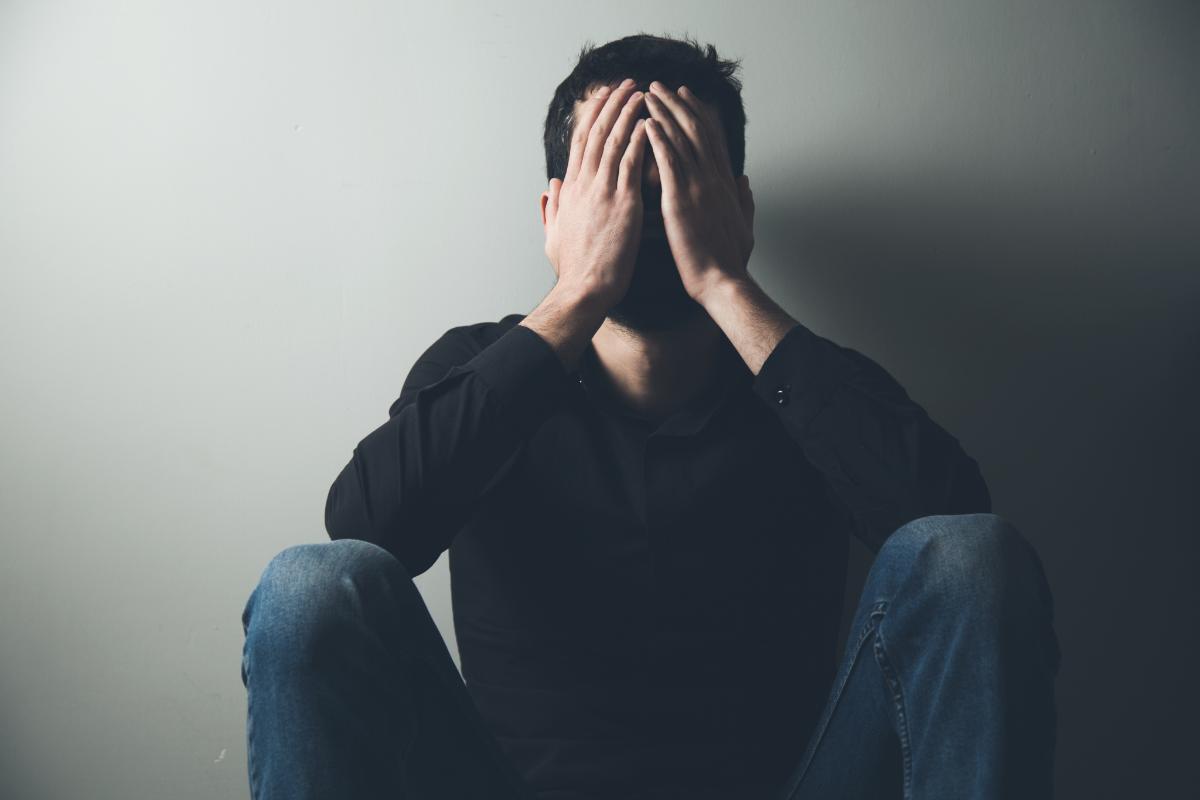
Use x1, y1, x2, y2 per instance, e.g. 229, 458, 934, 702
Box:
325, 312, 991, 800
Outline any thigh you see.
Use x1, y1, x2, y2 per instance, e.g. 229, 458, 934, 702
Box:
242, 538, 537, 800
395, 607, 537, 800
767, 600, 903, 800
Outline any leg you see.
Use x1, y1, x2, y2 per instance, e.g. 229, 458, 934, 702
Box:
240, 538, 538, 800
773, 513, 1061, 800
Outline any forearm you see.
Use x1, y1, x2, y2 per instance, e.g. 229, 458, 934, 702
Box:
699, 274, 990, 552
520, 281, 609, 373
696, 276, 799, 376
326, 310, 577, 575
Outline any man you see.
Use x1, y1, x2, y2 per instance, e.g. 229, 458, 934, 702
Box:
241, 33, 1061, 800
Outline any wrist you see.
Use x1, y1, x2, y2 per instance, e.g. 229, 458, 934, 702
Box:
521, 281, 608, 374
549, 278, 610, 321
694, 273, 758, 311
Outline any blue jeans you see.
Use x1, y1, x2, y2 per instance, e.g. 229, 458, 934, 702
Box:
241, 513, 1060, 799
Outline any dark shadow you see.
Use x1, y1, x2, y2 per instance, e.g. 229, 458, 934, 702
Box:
756, 165, 1200, 798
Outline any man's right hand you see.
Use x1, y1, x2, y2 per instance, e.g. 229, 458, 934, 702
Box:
543, 78, 649, 311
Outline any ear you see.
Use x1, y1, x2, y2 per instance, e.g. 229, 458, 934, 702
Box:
736, 174, 754, 229
541, 178, 562, 227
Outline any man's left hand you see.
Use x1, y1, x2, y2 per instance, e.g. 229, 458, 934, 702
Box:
642, 81, 755, 305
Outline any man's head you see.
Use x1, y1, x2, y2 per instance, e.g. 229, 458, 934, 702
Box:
541, 33, 747, 333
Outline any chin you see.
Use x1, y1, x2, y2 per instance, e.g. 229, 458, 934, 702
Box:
606, 242, 704, 333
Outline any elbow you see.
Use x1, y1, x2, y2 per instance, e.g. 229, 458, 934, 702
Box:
951, 455, 992, 515
325, 450, 380, 543
324, 462, 374, 543
324, 479, 353, 541
324, 475, 439, 577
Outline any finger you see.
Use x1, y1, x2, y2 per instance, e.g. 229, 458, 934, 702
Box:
643, 117, 682, 195
564, 86, 612, 185
582, 79, 638, 178
677, 85, 733, 178
647, 83, 708, 168
643, 89, 698, 172
617, 118, 649, 195
599, 89, 645, 190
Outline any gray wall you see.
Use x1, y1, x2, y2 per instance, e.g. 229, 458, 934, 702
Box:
1, 1, 1195, 798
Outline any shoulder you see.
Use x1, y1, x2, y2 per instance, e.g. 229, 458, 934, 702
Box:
425, 312, 525, 360
388, 313, 527, 416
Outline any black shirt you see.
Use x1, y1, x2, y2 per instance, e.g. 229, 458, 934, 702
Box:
325, 312, 990, 800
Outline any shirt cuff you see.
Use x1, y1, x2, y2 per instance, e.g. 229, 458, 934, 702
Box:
751, 322, 862, 438
466, 320, 572, 429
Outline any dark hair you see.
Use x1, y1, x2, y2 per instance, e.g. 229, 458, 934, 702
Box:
542, 32, 747, 183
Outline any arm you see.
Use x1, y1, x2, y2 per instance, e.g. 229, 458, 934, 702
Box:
325, 284, 606, 576
632, 82, 988, 552
632, 82, 989, 553
700, 276, 992, 554
328, 77, 654, 575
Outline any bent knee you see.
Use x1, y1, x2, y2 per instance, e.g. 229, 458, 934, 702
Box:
241, 538, 414, 648
884, 513, 1053, 614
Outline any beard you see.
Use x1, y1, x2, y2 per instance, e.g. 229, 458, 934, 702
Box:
604, 233, 707, 333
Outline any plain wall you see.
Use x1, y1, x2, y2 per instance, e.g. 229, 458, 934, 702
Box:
1, 1, 1196, 797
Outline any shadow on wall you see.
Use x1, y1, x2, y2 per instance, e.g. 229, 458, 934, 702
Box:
753, 163, 1199, 798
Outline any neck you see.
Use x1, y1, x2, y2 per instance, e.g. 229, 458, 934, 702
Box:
586, 312, 736, 423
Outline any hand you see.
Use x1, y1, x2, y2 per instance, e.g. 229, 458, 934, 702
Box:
542, 78, 651, 310
641, 81, 755, 304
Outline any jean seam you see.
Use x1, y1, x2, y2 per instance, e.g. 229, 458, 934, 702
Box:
244, 649, 261, 799
781, 599, 888, 800
873, 614, 913, 800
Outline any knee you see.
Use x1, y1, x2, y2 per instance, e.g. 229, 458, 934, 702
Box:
879, 513, 1055, 620
241, 538, 416, 662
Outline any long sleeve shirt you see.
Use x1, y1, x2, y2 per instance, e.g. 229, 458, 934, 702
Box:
325, 312, 991, 800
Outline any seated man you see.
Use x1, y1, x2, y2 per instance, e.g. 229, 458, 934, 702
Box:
240, 32, 1060, 800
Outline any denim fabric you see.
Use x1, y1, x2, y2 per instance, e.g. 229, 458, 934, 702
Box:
241, 512, 1059, 799
773, 512, 1061, 800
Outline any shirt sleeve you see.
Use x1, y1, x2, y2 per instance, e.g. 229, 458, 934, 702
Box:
751, 321, 992, 554
325, 318, 572, 576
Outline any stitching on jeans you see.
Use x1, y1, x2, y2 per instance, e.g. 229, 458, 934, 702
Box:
873, 620, 913, 800
780, 601, 887, 800
244, 649, 260, 799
